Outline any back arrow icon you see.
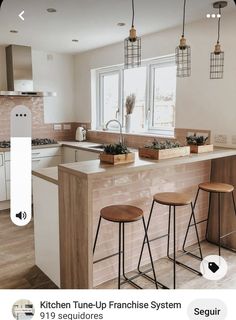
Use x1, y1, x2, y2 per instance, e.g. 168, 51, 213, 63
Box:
19, 10, 25, 21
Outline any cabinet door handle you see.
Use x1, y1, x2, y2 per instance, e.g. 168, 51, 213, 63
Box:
32, 159, 41, 162
75, 150, 78, 162
32, 152, 41, 156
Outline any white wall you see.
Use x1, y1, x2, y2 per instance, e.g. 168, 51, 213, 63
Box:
75, 11, 236, 145
0, 46, 76, 123
32, 51, 76, 123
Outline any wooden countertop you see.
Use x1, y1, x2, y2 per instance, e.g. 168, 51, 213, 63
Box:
33, 167, 58, 185
60, 147, 236, 179
32, 146, 236, 183
59, 141, 104, 153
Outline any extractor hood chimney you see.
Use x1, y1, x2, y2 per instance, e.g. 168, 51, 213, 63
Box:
0, 45, 56, 97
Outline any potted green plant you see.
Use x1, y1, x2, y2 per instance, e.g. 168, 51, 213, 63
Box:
186, 133, 213, 153
139, 139, 190, 160
100, 142, 135, 165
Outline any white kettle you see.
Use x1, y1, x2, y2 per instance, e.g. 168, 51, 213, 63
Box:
76, 127, 86, 141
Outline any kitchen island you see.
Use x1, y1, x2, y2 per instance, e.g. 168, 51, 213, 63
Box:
32, 147, 236, 289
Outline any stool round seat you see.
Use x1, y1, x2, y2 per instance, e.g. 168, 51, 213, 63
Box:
153, 192, 192, 206
199, 182, 234, 193
100, 205, 143, 223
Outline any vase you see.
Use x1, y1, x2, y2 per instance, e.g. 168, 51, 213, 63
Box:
125, 114, 132, 133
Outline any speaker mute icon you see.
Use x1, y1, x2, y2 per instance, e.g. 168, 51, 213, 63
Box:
15, 211, 27, 220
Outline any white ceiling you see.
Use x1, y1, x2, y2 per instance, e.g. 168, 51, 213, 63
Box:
0, 0, 235, 54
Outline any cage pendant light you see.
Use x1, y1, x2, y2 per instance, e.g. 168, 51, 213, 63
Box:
176, 0, 191, 77
210, 1, 227, 79
124, 0, 141, 69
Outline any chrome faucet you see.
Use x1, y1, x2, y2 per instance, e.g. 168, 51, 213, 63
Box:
105, 119, 124, 145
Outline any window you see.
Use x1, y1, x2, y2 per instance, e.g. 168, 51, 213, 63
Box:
95, 55, 176, 135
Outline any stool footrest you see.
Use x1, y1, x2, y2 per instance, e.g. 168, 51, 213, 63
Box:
137, 268, 169, 289
144, 233, 168, 244
182, 249, 203, 261
167, 256, 202, 276
93, 251, 123, 264
120, 268, 160, 289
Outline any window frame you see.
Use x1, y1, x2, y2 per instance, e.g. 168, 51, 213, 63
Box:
95, 54, 176, 135
147, 55, 177, 135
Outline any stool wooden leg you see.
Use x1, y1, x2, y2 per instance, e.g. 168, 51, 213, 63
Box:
137, 200, 155, 271
218, 193, 221, 257
93, 216, 102, 254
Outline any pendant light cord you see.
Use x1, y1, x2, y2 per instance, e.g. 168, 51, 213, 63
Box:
182, 0, 187, 37
217, 6, 222, 43
132, 0, 135, 28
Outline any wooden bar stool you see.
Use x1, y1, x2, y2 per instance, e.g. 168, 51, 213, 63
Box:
183, 182, 236, 257
93, 205, 158, 289
138, 192, 203, 289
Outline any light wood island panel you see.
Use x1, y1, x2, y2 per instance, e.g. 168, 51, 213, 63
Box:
57, 148, 236, 288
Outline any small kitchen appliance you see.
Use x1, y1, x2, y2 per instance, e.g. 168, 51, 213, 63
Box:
75, 127, 86, 141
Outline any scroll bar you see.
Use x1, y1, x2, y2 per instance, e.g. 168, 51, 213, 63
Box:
10, 105, 32, 226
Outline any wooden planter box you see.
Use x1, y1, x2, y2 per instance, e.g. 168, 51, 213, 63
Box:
189, 144, 214, 154
139, 146, 190, 160
99, 152, 135, 165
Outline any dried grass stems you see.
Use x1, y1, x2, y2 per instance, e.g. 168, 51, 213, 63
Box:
125, 94, 136, 115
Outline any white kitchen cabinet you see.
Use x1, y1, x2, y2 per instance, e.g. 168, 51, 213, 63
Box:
33, 176, 60, 287
76, 149, 99, 161
63, 146, 77, 163
0, 153, 6, 201
63, 147, 99, 163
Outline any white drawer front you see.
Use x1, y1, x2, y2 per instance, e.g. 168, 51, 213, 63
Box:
5, 147, 62, 161
32, 147, 62, 158
32, 155, 62, 170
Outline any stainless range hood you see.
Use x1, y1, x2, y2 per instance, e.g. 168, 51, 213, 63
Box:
0, 45, 56, 97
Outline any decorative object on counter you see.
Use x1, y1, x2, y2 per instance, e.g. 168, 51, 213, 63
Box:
75, 126, 86, 141
139, 139, 190, 160
186, 133, 213, 153
125, 93, 136, 133
210, 1, 228, 79
100, 142, 135, 165
124, 0, 141, 69
176, 0, 191, 77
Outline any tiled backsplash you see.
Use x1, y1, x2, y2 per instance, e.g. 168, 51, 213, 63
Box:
0, 97, 89, 141
87, 128, 211, 148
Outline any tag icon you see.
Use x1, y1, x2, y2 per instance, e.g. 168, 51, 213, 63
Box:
208, 262, 220, 273
200, 255, 228, 280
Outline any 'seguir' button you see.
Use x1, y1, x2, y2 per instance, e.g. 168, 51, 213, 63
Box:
187, 299, 227, 320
